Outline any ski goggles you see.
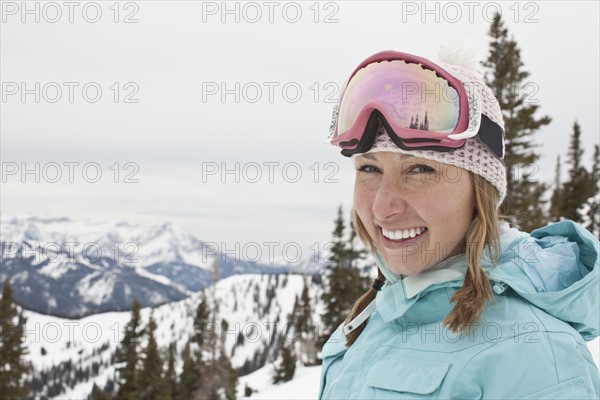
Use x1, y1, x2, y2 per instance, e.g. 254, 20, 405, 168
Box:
327, 51, 504, 158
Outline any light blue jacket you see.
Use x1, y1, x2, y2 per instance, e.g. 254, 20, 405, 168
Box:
319, 221, 600, 399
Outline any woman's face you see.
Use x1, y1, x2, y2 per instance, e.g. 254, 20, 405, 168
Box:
354, 152, 475, 276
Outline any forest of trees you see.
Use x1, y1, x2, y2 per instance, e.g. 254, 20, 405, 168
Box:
86, 261, 239, 400
485, 14, 598, 235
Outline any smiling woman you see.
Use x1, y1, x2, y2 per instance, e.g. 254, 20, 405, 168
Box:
319, 49, 600, 399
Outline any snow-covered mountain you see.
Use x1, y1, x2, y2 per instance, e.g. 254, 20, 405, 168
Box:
24, 273, 324, 399
1, 215, 321, 317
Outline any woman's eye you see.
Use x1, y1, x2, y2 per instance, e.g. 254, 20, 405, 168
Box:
409, 164, 435, 174
356, 164, 381, 174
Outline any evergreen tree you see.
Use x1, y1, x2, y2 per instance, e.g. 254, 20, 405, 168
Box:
585, 144, 600, 236
205, 258, 220, 367
296, 283, 311, 334
139, 312, 168, 399
347, 217, 367, 270
89, 383, 112, 400
177, 342, 197, 400
328, 205, 348, 268
218, 347, 238, 400
549, 155, 562, 221
183, 292, 210, 397
191, 261, 238, 400
165, 342, 178, 400
272, 337, 296, 384
193, 291, 211, 354
0, 279, 30, 399
560, 122, 595, 223
293, 278, 318, 366
319, 205, 370, 347
483, 13, 551, 231
115, 298, 142, 400
243, 383, 253, 397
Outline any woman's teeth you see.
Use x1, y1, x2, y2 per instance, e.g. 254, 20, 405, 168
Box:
382, 227, 426, 240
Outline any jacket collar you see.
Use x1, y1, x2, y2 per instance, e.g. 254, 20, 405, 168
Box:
374, 222, 525, 324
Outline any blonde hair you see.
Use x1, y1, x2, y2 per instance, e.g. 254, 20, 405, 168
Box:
345, 172, 501, 346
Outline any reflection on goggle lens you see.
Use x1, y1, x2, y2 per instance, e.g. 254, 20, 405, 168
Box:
337, 61, 461, 136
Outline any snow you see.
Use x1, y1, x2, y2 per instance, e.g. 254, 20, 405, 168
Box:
24, 310, 130, 371
76, 271, 117, 305
59, 365, 118, 400
240, 365, 322, 400
38, 258, 78, 279
134, 266, 179, 288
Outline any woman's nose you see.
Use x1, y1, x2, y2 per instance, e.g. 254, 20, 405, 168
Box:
371, 178, 408, 221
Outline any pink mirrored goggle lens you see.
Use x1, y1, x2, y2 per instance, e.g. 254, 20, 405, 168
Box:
334, 60, 464, 143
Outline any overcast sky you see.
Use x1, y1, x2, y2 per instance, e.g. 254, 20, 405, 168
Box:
2, 1, 599, 263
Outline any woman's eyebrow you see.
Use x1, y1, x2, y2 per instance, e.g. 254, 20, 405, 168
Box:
359, 153, 377, 160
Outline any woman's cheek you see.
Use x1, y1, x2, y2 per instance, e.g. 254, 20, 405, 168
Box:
354, 186, 376, 221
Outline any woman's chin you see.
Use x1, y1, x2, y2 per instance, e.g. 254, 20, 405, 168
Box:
384, 256, 431, 277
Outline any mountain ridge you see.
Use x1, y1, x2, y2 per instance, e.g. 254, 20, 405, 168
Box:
1, 215, 321, 318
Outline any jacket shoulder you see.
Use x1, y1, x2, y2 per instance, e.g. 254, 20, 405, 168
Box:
451, 295, 599, 399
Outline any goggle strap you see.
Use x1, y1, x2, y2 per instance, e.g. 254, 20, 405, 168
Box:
478, 115, 505, 159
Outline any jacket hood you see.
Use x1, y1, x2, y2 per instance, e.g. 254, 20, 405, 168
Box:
373, 220, 599, 341
489, 220, 599, 341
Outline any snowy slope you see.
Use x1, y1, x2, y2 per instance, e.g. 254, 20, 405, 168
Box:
239, 365, 322, 399
24, 273, 323, 399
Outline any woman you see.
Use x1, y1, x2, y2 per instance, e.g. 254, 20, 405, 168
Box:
319, 50, 599, 399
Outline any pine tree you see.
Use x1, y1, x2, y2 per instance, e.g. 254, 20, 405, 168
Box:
272, 337, 296, 384
218, 347, 238, 400
186, 292, 209, 397
139, 311, 168, 399
560, 122, 595, 223
0, 279, 30, 399
243, 383, 253, 397
296, 282, 311, 334
115, 298, 142, 400
347, 216, 370, 275
585, 144, 600, 236
483, 13, 551, 231
193, 291, 211, 354
177, 342, 196, 400
165, 342, 178, 400
89, 383, 112, 400
293, 278, 318, 366
328, 205, 348, 268
195, 288, 218, 399
191, 261, 238, 400
319, 205, 370, 347
549, 156, 562, 221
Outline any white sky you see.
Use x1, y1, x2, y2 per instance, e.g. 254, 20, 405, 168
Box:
1, 1, 599, 262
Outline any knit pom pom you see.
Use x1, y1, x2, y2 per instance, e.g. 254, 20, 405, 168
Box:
437, 39, 480, 71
